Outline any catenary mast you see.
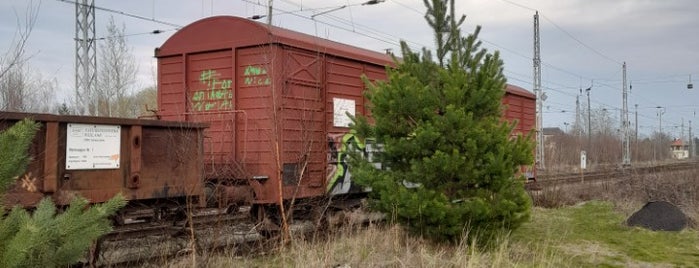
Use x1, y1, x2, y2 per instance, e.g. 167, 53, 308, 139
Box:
533, 11, 544, 169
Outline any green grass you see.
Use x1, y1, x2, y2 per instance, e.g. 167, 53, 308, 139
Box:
513, 201, 699, 267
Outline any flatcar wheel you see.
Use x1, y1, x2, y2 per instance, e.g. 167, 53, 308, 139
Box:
225, 204, 239, 214
113, 212, 126, 226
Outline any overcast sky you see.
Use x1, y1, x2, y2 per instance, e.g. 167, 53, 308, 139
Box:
1, 0, 698, 138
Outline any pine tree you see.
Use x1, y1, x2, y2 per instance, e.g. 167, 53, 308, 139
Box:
351, 0, 534, 244
0, 119, 38, 196
0, 119, 126, 267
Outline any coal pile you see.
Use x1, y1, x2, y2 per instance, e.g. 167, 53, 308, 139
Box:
626, 201, 687, 231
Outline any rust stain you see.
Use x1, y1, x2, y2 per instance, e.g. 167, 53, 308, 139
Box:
110, 154, 120, 161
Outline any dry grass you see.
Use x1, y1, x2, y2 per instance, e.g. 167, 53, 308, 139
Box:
530, 167, 699, 223
132, 165, 699, 267
162, 224, 563, 268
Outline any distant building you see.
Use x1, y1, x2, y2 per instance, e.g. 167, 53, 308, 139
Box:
542, 127, 565, 150
670, 138, 689, 159
543, 127, 564, 140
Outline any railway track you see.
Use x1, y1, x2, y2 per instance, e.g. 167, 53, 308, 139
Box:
530, 160, 699, 189
97, 205, 334, 266
98, 208, 262, 266
97, 160, 699, 265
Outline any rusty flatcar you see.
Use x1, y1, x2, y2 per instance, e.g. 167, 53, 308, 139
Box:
155, 16, 536, 209
0, 112, 207, 217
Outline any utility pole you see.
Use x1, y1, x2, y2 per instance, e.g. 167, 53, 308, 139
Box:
75, 0, 97, 115
656, 106, 665, 162
690, 120, 694, 158
533, 11, 544, 170
267, 0, 273, 25
681, 118, 685, 142
586, 85, 592, 150
622, 62, 630, 166
657, 106, 665, 136
576, 93, 581, 137
635, 104, 638, 142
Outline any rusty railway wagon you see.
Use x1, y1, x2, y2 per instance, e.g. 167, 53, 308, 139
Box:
154, 16, 536, 220
1, 16, 534, 227
0, 112, 209, 220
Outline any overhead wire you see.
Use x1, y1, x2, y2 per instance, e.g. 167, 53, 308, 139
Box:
244, 1, 694, 133
56, 0, 182, 28
55, 0, 688, 135
60, 0, 687, 129
239, 0, 419, 50
498, 0, 622, 66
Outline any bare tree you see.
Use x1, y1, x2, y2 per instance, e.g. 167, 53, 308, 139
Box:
0, 1, 42, 111
120, 86, 157, 118
0, 1, 39, 81
96, 16, 137, 117
0, 63, 57, 112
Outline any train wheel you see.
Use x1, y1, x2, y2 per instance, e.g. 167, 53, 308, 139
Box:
251, 204, 281, 239
225, 204, 239, 214
204, 182, 218, 208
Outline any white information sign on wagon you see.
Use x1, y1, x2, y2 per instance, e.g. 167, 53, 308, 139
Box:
333, 97, 355, 128
66, 123, 121, 170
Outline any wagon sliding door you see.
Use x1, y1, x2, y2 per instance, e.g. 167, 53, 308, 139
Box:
280, 48, 325, 198
185, 50, 237, 178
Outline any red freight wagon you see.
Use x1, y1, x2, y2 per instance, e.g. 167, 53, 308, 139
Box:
155, 16, 535, 205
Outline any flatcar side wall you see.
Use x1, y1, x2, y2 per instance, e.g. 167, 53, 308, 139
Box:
2, 119, 47, 207
1, 114, 206, 208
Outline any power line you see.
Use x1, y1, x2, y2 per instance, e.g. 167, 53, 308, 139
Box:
540, 14, 622, 66
390, 0, 424, 14
241, 0, 415, 50
272, 0, 627, 96
497, 0, 623, 66
57, 0, 182, 28
499, 0, 537, 12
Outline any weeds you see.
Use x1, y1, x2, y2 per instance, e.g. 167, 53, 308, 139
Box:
118, 165, 699, 267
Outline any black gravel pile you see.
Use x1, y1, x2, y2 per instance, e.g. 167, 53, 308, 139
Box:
626, 201, 687, 231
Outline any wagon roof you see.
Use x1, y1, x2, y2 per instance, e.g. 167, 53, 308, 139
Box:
505, 84, 536, 99
156, 16, 534, 97
156, 16, 394, 66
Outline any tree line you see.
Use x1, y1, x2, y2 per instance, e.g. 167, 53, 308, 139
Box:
545, 107, 694, 172
0, 2, 155, 118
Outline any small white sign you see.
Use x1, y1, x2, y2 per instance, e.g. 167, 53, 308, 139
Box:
580, 150, 587, 170
66, 123, 121, 170
333, 98, 355, 128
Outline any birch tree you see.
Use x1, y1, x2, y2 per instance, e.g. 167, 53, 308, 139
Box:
96, 16, 137, 117
0, 1, 56, 112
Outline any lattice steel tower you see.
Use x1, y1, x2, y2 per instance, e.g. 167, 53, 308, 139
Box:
533, 11, 544, 169
75, 0, 96, 115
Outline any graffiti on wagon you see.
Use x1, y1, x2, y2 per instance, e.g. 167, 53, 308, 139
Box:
190, 69, 234, 112
326, 132, 381, 195
243, 65, 271, 86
